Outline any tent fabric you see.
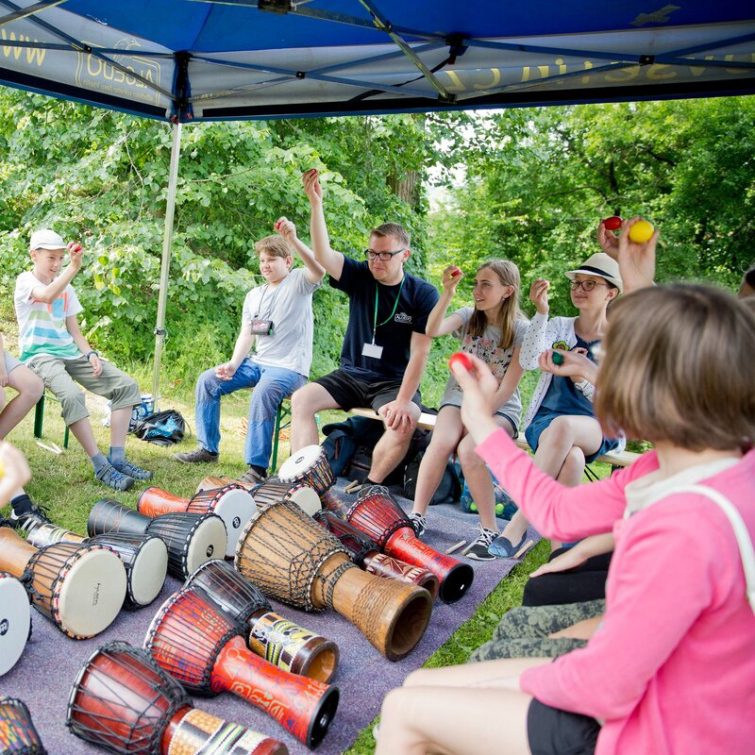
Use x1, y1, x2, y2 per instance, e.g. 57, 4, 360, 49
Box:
0, 0, 754, 122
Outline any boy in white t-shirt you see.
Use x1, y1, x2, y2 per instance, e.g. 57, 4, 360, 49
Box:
174, 218, 325, 484
14, 229, 151, 492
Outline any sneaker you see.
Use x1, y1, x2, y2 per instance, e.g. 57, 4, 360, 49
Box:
356, 483, 390, 501
173, 447, 219, 464
238, 467, 267, 486
110, 458, 153, 481
465, 527, 498, 561
10, 500, 53, 526
96, 462, 135, 492
409, 512, 426, 538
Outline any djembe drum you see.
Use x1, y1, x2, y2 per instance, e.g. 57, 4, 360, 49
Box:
0, 697, 47, 754
19, 520, 167, 610
235, 499, 432, 661
250, 480, 321, 518
315, 509, 440, 600
138, 485, 255, 558
345, 489, 474, 604
277, 445, 347, 515
145, 586, 339, 749
0, 574, 31, 676
88, 500, 226, 580
0, 526, 126, 640
67, 641, 287, 755
185, 559, 338, 682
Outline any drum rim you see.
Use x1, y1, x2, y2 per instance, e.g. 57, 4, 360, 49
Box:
0, 577, 32, 677
277, 444, 326, 482
188, 488, 255, 558
66, 640, 189, 751
121, 536, 169, 608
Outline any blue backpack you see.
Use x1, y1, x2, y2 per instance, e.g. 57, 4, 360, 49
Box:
132, 410, 187, 446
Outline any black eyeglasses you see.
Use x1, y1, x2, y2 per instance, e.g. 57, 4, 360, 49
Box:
363, 249, 407, 262
570, 279, 609, 292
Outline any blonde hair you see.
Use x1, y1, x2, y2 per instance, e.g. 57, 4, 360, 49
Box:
595, 284, 755, 450
466, 259, 522, 349
370, 223, 410, 249
255, 235, 292, 260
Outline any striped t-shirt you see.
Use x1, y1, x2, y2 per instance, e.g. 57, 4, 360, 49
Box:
14, 271, 83, 361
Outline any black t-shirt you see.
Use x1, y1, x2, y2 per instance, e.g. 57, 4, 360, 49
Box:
331, 257, 439, 381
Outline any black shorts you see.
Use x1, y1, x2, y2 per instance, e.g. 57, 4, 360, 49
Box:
314, 369, 420, 412
527, 699, 600, 755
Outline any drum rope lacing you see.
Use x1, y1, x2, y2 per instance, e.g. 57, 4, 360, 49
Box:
317, 560, 356, 610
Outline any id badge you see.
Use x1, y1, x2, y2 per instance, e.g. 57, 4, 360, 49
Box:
362, 341, 384, 359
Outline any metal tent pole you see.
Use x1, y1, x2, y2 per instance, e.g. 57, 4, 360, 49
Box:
151, 120, 182, 407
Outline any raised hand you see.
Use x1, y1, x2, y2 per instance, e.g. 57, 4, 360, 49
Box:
529, 278, 550, 315
302, 168, 322, 205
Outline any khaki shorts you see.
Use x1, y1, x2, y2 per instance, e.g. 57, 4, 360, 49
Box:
26, 353, 140, 426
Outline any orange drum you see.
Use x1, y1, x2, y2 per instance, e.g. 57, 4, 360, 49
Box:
0, 573, 31, 676
138, 485, 255, 559
0, 527, 126, 640
234, 499, 432, 661
250, 480, 321, 517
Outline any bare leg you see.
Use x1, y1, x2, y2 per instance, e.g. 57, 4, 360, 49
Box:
411, 407, 463, 516
499, 416, 602, 544
368, 409, 419, 483
289, 383, 341, 451
109, 407, 131, 448
68, 418, 100, 457
457, 416, 515, 532
0, 366, 44, 440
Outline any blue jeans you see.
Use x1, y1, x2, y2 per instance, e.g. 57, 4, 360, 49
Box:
195, 358, 306, 469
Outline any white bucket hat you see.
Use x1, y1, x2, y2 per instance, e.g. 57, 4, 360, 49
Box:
566, 252, 623, 294
30, 229, 66, 250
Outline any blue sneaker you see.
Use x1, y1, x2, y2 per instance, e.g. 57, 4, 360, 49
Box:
96, 462, 135, 491
109, 457, 153, 481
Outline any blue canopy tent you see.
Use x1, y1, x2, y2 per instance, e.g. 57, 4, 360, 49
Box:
2, 0, 754, 396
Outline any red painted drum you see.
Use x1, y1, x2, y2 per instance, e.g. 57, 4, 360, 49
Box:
346, 490, 474, 604
185, 559, 338, 683
145, 586, 339, 749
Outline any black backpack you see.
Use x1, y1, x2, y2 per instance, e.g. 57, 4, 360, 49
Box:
132, 409, 187, 446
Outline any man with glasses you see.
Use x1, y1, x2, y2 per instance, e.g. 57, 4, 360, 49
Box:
291, 169, 439, 492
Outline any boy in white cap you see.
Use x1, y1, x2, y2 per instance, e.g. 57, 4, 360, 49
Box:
13, 229, 151, 491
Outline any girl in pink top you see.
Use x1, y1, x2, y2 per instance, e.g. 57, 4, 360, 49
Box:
375, 284, 755, 755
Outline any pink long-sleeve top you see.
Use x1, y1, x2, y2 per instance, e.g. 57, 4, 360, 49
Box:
476, 429, 755, 755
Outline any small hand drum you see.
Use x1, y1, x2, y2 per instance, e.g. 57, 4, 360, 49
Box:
138, 485, 256, 558
0, 573, 31, 677
251, 480, 321, 518
0, 697, 47, 754
18, 520, 85, 550
186, 559, 338, 682
277, 445, 346, 514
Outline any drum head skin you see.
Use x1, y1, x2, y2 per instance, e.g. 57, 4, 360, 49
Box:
128, 537, 169, 607
205, 488, 256, 558
57, 549, 127, 639
278, 445, 323, 482
185, 517, 228, 575
287, 486, 322, 518
0, 577, 31, 675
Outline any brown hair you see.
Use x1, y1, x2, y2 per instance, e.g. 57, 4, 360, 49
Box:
466, 259, 523, 349
370, 223, 410, 249
595, 284, 755, 450
255, 235, 292, 259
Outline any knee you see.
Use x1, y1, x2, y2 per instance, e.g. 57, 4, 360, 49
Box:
539, 418, 573, 448
403, 668, 432, 688
457, 441, 483, 470
561, 447, 585, 478
196, 368, 221, 397
26, 373, 45, 402
290, 385, 313, 416
427, 434, 457, 459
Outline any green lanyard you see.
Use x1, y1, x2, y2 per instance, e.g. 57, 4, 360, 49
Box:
372, 276, 405, 342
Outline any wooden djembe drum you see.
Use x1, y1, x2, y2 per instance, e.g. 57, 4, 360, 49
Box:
145, 586, 339, 749
0, 573, 31, 676
314, 509, 440, 600
276, 445, 348, 515
67, 641, 287, 755
234, 499, 433, 661
185, 559, 338, 683
345, 488, 474, 604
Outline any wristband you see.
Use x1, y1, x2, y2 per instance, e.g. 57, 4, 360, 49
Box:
86, 350, 99, 360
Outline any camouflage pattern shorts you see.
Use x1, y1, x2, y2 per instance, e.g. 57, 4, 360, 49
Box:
469, 599, 605, 662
